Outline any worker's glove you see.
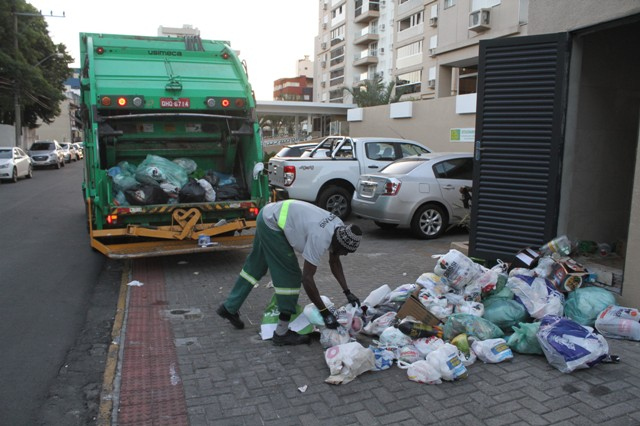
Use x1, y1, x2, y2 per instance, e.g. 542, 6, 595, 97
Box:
344, 289, 360, 307
320, 309, 339, 329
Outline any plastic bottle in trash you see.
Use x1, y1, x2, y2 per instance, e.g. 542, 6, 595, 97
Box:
539, 235, 572, 256
397, 321, 443, 339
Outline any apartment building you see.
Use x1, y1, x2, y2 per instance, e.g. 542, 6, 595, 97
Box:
315, 0, 529, 151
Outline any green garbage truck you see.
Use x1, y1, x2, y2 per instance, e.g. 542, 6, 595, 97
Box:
78, 33, 269, 258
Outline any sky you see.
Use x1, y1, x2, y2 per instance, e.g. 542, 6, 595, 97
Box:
28, 0, 318, 101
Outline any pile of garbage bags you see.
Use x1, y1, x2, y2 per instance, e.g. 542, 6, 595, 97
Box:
108, 155, 247, 206
306, 236, 636, 385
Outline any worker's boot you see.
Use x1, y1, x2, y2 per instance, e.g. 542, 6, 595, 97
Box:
272, 330, 311, 346
216, 304, 245, 329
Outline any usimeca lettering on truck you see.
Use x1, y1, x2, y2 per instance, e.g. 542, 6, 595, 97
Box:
79, 33, 269, 259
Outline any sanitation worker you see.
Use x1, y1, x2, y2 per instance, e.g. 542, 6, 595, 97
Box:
217, 199, 362, 345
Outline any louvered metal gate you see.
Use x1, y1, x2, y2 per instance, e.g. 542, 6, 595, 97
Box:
469, 33, 571, 262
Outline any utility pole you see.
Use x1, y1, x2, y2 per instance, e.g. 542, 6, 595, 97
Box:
12, 2, 65, 148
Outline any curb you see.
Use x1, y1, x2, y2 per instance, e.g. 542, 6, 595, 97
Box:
96, 260, 130, 426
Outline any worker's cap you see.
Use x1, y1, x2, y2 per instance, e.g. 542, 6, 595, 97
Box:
335, 224, 362, 253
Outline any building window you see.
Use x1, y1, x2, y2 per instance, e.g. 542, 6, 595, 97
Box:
330, 68, 344, 87
330, 46, 345, 66
458, 66, 477, 95
396, 70, 422, 95
330, 25, 345, 42
444, 0, 455, 9
332, 5, 344, 19
397, 40, 423, 59
329, 88, 344, 103
398, 11, 424, 31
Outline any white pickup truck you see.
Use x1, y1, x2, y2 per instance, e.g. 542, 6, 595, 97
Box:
267, 136, 431, 219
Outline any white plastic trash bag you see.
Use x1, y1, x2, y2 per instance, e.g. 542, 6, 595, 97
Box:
320, 327, 352, 349
379, 326, 413, 348
398, 344, 422, 364
362, 284, 392, 308
324, 342, 375, 385
413, 337, 445, 357
595, 305, 640, 341
433, 249, 486, 291
425, 343, 468, 381
507, 275, 564, 319
362, 312, 396, 336
471, 338, 514, 363
536, 315, 609, 374
405, 360, 443, 385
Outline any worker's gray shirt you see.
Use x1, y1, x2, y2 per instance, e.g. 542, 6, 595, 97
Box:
262, 201, 344, 266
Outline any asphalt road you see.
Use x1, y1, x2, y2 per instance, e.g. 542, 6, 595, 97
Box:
0, 159, 109, 425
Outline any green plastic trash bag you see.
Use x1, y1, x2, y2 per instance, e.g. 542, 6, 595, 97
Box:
260, 293, 315, 340
507, 322, 543, 355
443, 313, 504, 341
564, 286, 616, 327
483, 297, 529, 332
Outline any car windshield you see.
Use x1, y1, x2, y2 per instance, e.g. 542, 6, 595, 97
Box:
380, 158, 428, 174
30, 142, 53, 150
0, 149, 11, 159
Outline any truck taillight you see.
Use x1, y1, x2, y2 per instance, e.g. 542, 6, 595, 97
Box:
249, 207, 259, 217
221, 99, 230, 107
106, 214, 118, 224
382, 178, 401, 196
100, 95, 145, 108
283, 166, 296, 186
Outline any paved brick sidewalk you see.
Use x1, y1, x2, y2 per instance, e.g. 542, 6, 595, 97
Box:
116, 219, 640, 425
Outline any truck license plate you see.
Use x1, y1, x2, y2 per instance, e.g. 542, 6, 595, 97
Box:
160, 98, 191, 108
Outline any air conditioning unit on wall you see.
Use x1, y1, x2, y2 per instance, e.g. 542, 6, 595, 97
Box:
321, 42, 327, 50
429, 17, 438, 27
427, 79, 435, 89
469, 8, 491, 32
428, 48, 436, 56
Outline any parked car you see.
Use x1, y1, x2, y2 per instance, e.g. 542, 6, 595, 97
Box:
274, 142, 317, 158
73, 142, 84, 159
60, 142, 78, 162
352, 152, 473, 239
0, 147, 33, 183
28, 140, 65, 169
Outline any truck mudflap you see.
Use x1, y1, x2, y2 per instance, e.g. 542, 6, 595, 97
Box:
88, 202, 257, 259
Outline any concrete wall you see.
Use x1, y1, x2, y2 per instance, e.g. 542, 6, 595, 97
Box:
528, 0, 640, 35
35, 98, 72, 143
348, 96, 475, 153
0, 124, 16, 147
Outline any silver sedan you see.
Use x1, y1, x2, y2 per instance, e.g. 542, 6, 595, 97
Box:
352, 152, 473, 239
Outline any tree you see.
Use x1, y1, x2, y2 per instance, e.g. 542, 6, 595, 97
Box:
0, 0, 72, 128
343, 73, 401, 107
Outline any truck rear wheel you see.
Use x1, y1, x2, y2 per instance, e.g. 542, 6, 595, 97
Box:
317, 186, 351, 220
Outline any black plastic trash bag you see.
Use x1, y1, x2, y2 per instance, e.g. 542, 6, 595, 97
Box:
124, 184, 169, 205
179, 178, 206, 202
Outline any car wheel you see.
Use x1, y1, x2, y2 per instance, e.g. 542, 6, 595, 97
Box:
410, 203, 448, 239
26, 165, 33, 179
374, 221, 399, 230
317, 186, 352, 220
11, 167, 18, 183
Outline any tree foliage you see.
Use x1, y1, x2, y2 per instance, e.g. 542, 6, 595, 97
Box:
343, 73, 401, 107
0, 0, 73, 128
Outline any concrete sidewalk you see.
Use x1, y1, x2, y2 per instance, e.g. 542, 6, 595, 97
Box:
105, 220, 640, 426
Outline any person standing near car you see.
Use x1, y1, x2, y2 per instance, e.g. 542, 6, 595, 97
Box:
217, 199, 362, 345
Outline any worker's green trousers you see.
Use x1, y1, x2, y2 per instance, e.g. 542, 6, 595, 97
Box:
223, 211, 302, 316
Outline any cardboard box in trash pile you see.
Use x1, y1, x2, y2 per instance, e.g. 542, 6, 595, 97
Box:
397, 289, 442, 326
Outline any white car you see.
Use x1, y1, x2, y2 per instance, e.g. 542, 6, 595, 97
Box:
352, 152, 473, 239
0, 147, 33, 183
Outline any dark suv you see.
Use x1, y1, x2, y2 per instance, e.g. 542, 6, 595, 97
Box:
28, 140, 65, 169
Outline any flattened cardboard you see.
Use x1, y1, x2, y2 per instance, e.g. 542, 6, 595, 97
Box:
397, 289, 442, 326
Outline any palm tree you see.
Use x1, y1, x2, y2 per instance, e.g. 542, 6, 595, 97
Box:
343, 73, 401, 107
